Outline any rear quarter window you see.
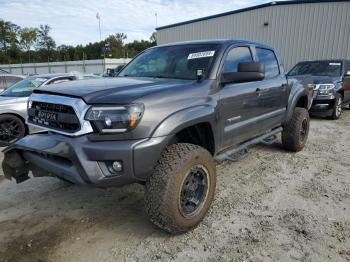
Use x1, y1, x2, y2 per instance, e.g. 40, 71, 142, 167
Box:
256, 48, 280, 79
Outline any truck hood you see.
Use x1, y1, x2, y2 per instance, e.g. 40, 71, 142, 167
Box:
290, 75, 341, 85
34, 77, 195, 104
311, 76, 341, 85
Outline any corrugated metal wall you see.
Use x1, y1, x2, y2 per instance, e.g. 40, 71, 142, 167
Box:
157, 2, 350, 70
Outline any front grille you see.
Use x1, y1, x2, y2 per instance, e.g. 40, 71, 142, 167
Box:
28, 101, 80, 133
32, 101, 75, 114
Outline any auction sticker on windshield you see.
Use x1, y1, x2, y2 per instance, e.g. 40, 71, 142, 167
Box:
188, 51, 215, 60
329, 63, 341, 66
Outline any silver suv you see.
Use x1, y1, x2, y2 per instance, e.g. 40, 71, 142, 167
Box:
0, 73, 93, 146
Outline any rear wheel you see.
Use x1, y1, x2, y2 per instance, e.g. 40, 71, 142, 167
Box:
282, 107, 310, 152
145, 143, 216, 234
0, 114, 26, 147
331, 94, 342, 120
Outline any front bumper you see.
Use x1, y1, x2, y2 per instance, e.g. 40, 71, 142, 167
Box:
2, 133, 169, 187
310, 94, 336, 116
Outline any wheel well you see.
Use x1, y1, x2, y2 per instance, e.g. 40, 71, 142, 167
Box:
0, 113, 28, 134
173, 122, 215, 155
295, 95, 308, 109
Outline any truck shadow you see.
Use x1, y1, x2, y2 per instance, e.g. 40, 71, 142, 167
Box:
0, 178, 168, 261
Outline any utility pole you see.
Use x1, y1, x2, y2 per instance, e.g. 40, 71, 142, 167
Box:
155, 12, 158, 28
96, 12, 105, 73
154, 12, 158, 45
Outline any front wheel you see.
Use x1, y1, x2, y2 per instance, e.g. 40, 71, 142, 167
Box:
0, 114, 26, 147
282, 107, 310, 152
145, 143, 216, 234
331, 94, 343, 120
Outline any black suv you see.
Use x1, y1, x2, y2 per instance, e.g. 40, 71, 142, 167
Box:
2, 40, 313, 233
288, 60, 350, 119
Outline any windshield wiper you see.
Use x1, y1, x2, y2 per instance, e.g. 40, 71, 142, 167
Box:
122, 75, 193, 80
147, 75, 192, 80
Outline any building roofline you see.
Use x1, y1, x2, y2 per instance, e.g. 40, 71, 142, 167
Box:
156, 0, 349, 31
155, 39, 272, 49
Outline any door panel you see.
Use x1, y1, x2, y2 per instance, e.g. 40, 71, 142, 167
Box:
220, 82, 264, 149
255, 48, 287, 132
218, 45, 265, 149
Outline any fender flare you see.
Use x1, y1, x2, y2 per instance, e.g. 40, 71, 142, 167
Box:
285, 87, 311, 123
152, 105, 217, 138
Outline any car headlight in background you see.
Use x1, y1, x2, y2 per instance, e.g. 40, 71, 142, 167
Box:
317, 84, 335, 95
85, 104, 144, 133
308, 84, 317, 91
27, 99, 33, 109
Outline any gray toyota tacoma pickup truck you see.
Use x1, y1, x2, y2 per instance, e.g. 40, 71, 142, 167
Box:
2, 40, 313, 234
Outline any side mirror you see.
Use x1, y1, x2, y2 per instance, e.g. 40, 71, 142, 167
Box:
221, 62, 265, 85
115, 65, 125, 73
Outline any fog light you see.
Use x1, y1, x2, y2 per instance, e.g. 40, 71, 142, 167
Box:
107, 161, 123, 174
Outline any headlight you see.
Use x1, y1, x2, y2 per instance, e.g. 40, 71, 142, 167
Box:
27, 99, 33, 109
318, 84, 335, 95
85, 104, 144, 133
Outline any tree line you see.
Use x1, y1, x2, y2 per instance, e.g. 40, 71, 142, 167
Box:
0, 19, 156, 65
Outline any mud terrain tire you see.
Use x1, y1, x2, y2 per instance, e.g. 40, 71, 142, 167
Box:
282, 107, 310, 152
145, 143, 216, 234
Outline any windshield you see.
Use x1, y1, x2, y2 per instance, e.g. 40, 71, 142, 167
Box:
1, 77, 48, 97
288, 61, 342, 77
119, 44, 221, 80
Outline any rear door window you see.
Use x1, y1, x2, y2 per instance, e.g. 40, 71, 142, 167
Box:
256, 48, 280, 79
4, 76, 23, 88
0, 76, 5, 90
223, 46, 253, 72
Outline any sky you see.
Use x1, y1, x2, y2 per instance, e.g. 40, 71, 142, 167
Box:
0, 0, 274, 46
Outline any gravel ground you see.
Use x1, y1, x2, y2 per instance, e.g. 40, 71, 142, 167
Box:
0, 111, 349, 262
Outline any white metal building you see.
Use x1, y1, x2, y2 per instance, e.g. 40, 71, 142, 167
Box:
156, 0, 350, 70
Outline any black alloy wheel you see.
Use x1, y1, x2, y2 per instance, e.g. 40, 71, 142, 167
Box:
179, 165, 209, 218
0, 114, 26, 146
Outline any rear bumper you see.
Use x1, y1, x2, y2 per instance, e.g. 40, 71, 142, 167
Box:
3, 133, 169, 187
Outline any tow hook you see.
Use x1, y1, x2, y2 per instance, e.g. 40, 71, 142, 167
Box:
2, 150, 30, 184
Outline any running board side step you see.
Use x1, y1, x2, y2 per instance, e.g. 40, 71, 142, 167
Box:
215, 127, 283, 162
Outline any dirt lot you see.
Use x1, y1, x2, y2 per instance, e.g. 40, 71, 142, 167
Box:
0, 111, 349, 262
